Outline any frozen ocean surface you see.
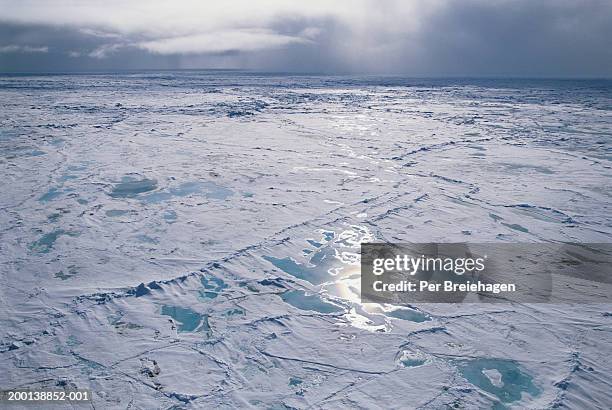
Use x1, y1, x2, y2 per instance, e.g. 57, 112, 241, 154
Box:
0, 72, 611, 409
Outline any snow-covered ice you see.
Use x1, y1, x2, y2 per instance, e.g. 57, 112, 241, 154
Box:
0, 73, 611, 408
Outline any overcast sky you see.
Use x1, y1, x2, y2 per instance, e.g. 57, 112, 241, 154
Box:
1, 0, 611, 76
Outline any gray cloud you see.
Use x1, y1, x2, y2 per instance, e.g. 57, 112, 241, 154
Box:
139, 30, 311, 55
0, 44, 48, 53
0, 0, 610, 76
88, 43, 125, 59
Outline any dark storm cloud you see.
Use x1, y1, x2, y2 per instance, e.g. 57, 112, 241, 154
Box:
0, 0, 610, 76
407, 0, 612, 77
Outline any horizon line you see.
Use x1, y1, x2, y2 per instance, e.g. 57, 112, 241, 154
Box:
0, 69, 611, 80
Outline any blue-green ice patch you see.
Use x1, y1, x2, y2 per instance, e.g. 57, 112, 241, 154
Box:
105, 209, 130, 217
39, 187, 62, 202
160, 305, 210, 333
306, 239, 323, 248
321, 231, 335, 241
456, 358, 540, 404
198, 275, 228, 300
29, 229, 75, 253
501, 222, 529, 233
288, 377, 303, 386
263, 256, 321, 285
263, 246, 337, 285
385, 308, 430, 323
281, 290, 342, 314
163, 209, 177, 223
110, 176, 158, 198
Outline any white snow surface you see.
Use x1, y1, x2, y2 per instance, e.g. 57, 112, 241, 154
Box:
0, 73, 611, 409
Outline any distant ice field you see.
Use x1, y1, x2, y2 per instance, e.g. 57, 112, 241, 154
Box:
0, 72, 611, 408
